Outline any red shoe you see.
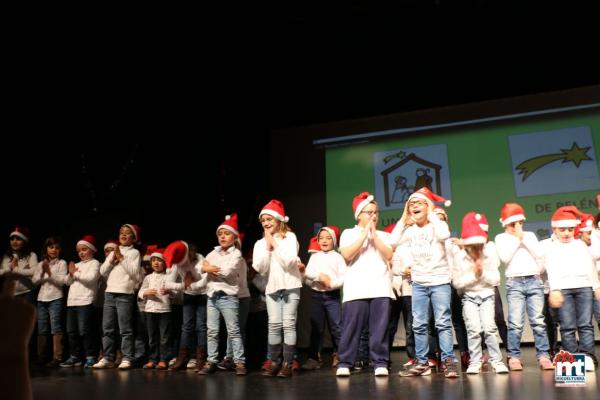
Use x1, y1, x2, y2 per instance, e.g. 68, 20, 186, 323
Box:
427, 357, 438, 371
261, 359, 272, 371
291, 359, 300, 371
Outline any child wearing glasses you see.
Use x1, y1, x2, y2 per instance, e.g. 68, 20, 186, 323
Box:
494, 203, 553, 371
335, 192, 394, 377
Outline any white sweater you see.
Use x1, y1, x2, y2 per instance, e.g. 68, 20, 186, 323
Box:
304, 250, 346, 292
100, 245, 142, 294
544, 239, 600, 291
66, 259, 100, 307
252, 231, 302, 295
494, 231, 543, 277
451, 242, 500, 297
33, 259, 68, 302
392, 214, 451, 286
163, 255, 207, 293
339, 226, 394, 302
138, 272, 171, 313
0, 252, 39, 296
204, 246, 244, 297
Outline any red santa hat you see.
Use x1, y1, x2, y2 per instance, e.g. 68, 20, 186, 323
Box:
551, 206, 585, 228
104, 240, 119, 251
123, 224, 141, 243
143, 244, 159, 261
307, 236, 321, 253
476, 213, 489, 232
408, 187, 451, 207
353, 192, 375, 220
163, 240, 189, 269
259, 199, 289, 223
150, 248, 166, 261
217, 213, 240, 236
575, 213, 594, 237
499, 202, 526, 227
10, 226, 31, 242
461, 212, 488, 245
318, 225, 340, 248
77, 235, 97, 253
384, 223, 396, 233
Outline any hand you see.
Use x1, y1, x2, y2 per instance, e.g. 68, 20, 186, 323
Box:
318, 273, 332, 288
264, 229, 274, 251
68, 262, 78, 276
473, 259, 482, 276
184, 271, 193, 289
594, 288, 600, 301
369, 215, 377, 235
450, 238, 464, 249
297, 261, 305, 274
548, 290, 564, 308
202, 260, 221, 276
42, 260, 51, 277
514, 223, 524, 240
404, 266, 412, 280
112, 246, 124, 265
144, 288, 158, 297
159, 288, 170, 296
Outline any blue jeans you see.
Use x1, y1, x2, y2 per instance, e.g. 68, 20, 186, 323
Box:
506, 276, 550, 359
462, 294, 503, 364
66, 304, 94, 358
593, 297, 600, 331
180, 294, 207, 351
412, 283, 454, 363
226, 297, 250, 359
557, 287, 595, 356
308, 289, 342, 360
206, 293, 245, 363
102, 292, 135, 362
266, 288, 300, 346
38, 298, 64, 335
146, 312, 172, 362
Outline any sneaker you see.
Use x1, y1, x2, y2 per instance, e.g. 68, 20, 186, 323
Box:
443, 359, 459, 378
301, 358, 321, 370
353, 360, 367, 372
427, 357, 438, 371
399, 363, 431, 377
46, 359, 62, 368
235, 362, 248, 376
217, 357, 235, 371
492, 361, 509, 374
466, 362, 482, 374
538, 356, 554, 370
60, 357, 82, 368
118, 360, 132, 370
585, 356, 595, 372
168, 357, 177, 367
143, 361, 156, 369
291, 359, 300, 371
84, 357, 95, 368
277, 362, 293, 378
93, 358, 114, 369
186, 358, 197, 369
336, 367, 351, 377
403, 358, 416, 368
261, 359, 272, 371
156, 361, 168, 370
197, 362, 217, 375
374, 367, 389, 376
508, 358, 523, 371
331, 352, 339, 368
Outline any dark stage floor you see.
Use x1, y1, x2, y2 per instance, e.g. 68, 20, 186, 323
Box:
32, 347, 600, 400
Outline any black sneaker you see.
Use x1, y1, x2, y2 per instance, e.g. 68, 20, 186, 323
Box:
217, 357, 235, 371
196, 362, 217, 375
444, 359, 459, 378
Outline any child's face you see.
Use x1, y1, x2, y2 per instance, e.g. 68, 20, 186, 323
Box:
104, 247, 115, 258
580, 230, 591, 245
465, 244, 484, 260
9, 236, 24, 251
358, 203, 378, 227
260, 214, 279, 234
504, 220, 524, 235
46, 244, 61, 260
554, 227, 575, 243
434, 211, 447, 222
119, 226, 135, 246
217, 228, 236, 250
77, 245, 94, 261
408, 199, 428, 224
151, 257, 166, 272
318, 230, 334, 251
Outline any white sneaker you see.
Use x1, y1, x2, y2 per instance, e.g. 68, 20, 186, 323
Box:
336, 367, 351, 377
492, 362, 509, 374
92, 358, 114, 369
466, 362, 482, 374
187, 358, 197, 369
585, 356, 595, 372
374, 367, 389, 376
118, 360, 132, 370
168, 357, 177, 367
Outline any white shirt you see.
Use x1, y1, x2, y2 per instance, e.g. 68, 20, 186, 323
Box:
0, 252, 39, 296
252, 231, 302, 295
544, 238, 600, 291
451, 242, 500, 297
100, 246, 143, 294
495, 231, 543, 278
33, 259, 68, 302
304, 250, 346, 292
66, 258, 100, 306
138, 272, 172, 313
204, 246, 244, 297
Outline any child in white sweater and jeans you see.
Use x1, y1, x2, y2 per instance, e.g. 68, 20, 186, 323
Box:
451, 212, 508, 374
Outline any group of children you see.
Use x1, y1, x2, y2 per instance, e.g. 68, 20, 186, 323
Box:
1, 190, 599, 380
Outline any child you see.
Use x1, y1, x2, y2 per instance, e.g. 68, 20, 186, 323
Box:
391, 188, 458, 378
32, 236, 68, 367
139, 249, 173, 369
60, 235, 101, 368
494, 203, 553, 370
197, 214, 247, 375
336, 192, 394, 377
451, 212, 508, 374
0, 227, 39, 302
93, 224, 143, 369
302, 226, 346, 370
253, 199, 302, 378
545, 206, 600, 371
